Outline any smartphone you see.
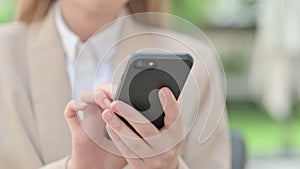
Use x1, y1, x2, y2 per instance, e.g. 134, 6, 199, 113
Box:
104, 51, 193, 139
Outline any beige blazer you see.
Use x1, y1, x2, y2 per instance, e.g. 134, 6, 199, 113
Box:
0, 6, 231, 169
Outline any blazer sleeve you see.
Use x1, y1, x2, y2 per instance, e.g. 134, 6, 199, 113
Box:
0, 23, 72, 169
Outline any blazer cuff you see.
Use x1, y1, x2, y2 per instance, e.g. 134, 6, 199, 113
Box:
178, 157, 190, 169
39, 156, 71, 169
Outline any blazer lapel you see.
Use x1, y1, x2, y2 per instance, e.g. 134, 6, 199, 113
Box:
26, 6, 72, 163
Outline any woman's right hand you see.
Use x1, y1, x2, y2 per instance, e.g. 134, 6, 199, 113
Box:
64, 83, 127, 169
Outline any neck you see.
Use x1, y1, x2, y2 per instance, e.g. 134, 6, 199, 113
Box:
60, 1, 121, 42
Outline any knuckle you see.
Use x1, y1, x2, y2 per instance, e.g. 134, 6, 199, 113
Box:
143, 127, 155, 137
68, 100, 75, 108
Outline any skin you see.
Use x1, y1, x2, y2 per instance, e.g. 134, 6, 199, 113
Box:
65, 83, 183, 169
103, 87, 183, 169
60, 0, 129, 41
61, 1, 184, 168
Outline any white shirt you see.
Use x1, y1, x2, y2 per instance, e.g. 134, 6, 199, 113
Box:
55, 2, 124, 99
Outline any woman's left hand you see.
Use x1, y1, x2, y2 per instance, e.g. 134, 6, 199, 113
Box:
102, 87, 184, 169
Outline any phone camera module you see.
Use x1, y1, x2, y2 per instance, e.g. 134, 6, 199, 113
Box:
134, 60, 157, 68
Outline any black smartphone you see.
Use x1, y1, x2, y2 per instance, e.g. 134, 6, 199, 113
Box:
104, 51, 193, 139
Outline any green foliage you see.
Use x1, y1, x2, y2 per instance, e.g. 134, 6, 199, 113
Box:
171, 0, 209, 27
222, 52, 249, 74
0, 0, 16, 23
228, 102, 300, 156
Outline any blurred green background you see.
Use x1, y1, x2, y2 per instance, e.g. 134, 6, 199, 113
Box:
1, 0, 299, 164
0, 0, 16, 23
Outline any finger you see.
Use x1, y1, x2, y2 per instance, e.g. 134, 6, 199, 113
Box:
80, 90, 111, 109
158, 87, 181, 128
64, 100, 87, 133
103, 110, 152, 156
110, 101, 160, 138
95, 90, 112, 109
106, 126, 144, 166
103, 109, 140, 138
97, 82, 113, 99
145, 140, 183, 169
106, 126, 136, 158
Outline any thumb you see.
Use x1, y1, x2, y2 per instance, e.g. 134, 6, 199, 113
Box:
64, 100, 87, 135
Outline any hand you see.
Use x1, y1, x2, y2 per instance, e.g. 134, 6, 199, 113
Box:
102, 87, 184, 169
64, 82, 127, 169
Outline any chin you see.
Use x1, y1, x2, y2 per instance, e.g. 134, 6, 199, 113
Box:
81, 0, 128, 13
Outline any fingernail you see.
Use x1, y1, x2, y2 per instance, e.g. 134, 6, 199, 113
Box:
103, 98, 111, 108
104, 110, 115, 122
